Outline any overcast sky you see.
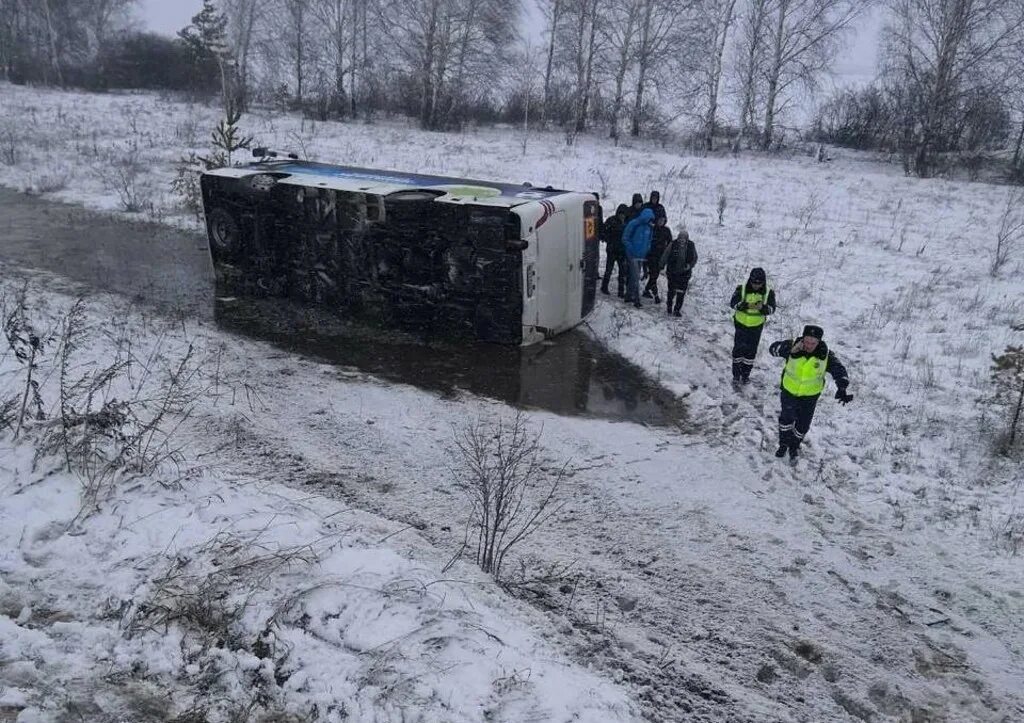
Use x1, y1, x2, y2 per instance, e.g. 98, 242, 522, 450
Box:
136, 0, 881, 85
137, 0, 202, 37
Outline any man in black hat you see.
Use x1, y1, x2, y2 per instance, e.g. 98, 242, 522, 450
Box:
601, 204, 629, 297
643, 190, 666, 222
626, 193, 645, 221
768, 325, 853, 460
730, 268, 776, 384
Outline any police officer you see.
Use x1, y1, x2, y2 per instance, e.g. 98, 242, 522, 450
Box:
768, 325, 853, 460
730, 267, 776, 384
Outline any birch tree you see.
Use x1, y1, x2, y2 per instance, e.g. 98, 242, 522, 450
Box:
281, 0, 311, 105
732, 0, 771, 144
540, 0, 565, 123
383, 0, 518, 129
631, 0, 678, 137
562, 0, 602, 135
760, 0, 861, 149
601, 0, 642, 141
697, 0, 739, 149
881, 0, 1024, 177
222, 0, 261, 110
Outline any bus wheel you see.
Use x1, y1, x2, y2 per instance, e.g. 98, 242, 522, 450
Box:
207, 208, 240, 256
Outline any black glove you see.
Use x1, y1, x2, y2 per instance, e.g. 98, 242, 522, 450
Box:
835, 389, 853, 405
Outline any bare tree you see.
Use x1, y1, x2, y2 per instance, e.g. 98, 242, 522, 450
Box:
760, 0, 861, 150
539, 0, 565, 123
280, 0, 311, 105
882, 0, 1024, 177
1006, 19, 1024, 175
450, 412, 568, 581
601, 0, 642, 142
732, 0, 772, 145
561, 0, 602, 136
510, 39, 542, 153
379, 0, 517, 129
0, 0, 26, 81
992, 188, 1024, 275
630, 0, 678, 137
698, 0, 739, 149
222, 0, 262, 111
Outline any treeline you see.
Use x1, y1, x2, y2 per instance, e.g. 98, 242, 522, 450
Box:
812, 0, 1024, 179
2, 0, 1023, 179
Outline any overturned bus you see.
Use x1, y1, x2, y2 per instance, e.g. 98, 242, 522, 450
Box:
200, 152, 601, 346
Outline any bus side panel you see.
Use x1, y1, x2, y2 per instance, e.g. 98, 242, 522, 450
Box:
201, 175, 523, 344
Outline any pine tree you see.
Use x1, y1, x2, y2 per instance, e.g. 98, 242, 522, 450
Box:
199, 105, 253, 170
178, 0, 235, 113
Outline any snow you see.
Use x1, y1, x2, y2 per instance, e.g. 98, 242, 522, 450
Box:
1, 81, 1023, 721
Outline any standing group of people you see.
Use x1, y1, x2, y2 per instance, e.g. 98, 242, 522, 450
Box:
598, 195, 854, 462
599, 191, 698, 317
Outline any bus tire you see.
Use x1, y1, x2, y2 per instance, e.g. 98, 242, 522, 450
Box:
206, 207, 241, 258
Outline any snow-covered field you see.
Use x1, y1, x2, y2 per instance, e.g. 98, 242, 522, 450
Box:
1, 83, 1023, 722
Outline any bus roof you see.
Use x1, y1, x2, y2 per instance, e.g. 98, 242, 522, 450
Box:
225, 159, 573, 207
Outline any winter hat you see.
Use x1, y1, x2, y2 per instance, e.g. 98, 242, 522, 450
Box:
650, 191, 661, 202
802, 324, 824, 339
678, 230, 690, 241
631, 193, 644, 206
748, 267, 766, 283
616, 203, 629, 216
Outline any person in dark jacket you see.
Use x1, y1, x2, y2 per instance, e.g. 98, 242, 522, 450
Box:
659, 230, 697, 316
622, 208, 655, 307
642, 215, 671, 303
730, 267, 777, 384
767, 325, 852, 460
643, 190, 666, 222
600, 204, 628, 296
626, 193, 645, 221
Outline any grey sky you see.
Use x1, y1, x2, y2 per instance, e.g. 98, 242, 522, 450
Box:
137, 0, 203, 36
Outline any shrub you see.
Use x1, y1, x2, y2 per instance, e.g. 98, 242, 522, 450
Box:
450, 411, 568, 580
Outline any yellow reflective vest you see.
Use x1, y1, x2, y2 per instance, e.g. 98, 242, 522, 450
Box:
734, 284, 771, 327
782, 354, 827, 397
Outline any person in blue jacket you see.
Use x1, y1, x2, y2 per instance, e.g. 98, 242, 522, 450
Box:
622, 208, 655, 308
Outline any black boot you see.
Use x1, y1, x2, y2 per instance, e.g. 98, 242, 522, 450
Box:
788, 445, 799, 460
774, 445, 788, 458
600, 284, 610, 295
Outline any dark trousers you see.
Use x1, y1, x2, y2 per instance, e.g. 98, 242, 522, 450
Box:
602, 253, 626, 295
778, 390, 819, 449
643, 267, 662, 299
625, 257, 643, 302
731, 320, 763, 380
666, 275, 690, 313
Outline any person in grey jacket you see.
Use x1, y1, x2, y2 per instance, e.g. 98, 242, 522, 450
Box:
659, 230, 698, 316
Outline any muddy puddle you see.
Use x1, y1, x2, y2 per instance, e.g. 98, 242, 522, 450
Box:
0, 188, 687, 426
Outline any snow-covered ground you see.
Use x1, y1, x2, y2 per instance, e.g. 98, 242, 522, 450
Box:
1, 83, 1023, 722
